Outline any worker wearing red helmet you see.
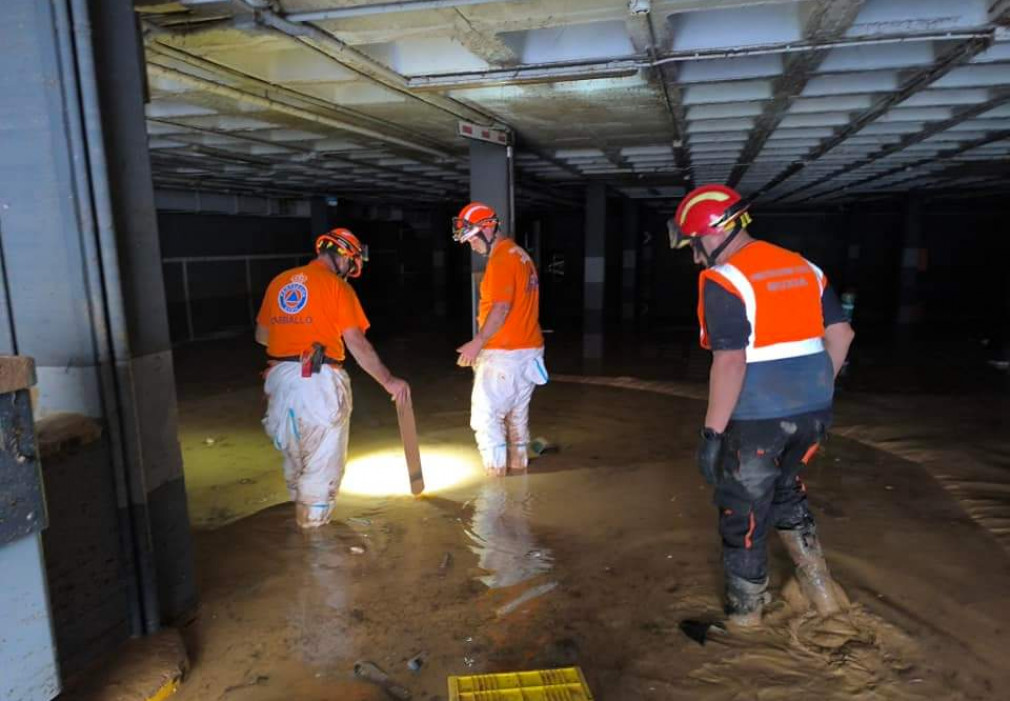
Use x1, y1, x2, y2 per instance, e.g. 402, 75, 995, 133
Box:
453, 202, 548, 477
256, 228, 410, 528
669, 184, 855, 626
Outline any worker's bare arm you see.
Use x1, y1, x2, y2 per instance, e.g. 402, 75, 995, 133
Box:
343, 326, 410, 404
705, 349, 747, 433
255, 324, 269, 346
457, 302, 511, 367
823, 322, 855, 380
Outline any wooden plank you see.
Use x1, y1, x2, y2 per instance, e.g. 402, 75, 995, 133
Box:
395, 397, 425, 495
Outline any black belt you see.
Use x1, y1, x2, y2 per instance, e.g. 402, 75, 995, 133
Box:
268, 355, 342, 366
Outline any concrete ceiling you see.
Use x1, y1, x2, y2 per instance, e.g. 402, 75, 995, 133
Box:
139, 0, 1010, 210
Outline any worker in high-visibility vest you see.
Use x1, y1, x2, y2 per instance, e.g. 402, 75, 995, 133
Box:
669, 184, 855, 627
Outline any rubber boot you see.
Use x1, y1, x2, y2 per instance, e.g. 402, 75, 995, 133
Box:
725, 575, 768, 628
778, 526, 841, 616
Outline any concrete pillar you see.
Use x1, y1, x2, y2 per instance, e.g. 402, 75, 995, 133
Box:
529, 219, 543, 269
90, 0, 196, 625
468, 140, 513, 334
583, 183, 607, 365
897, 196, 926, 335
621, 199, 639, 323
0, 0, 194, 657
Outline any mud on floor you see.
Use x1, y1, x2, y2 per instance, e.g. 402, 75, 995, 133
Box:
173, 378, 1010, 700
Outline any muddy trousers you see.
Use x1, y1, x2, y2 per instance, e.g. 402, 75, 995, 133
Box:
470, 348, 547, 473
714, 410, 830, 615
263, 363, 353, 528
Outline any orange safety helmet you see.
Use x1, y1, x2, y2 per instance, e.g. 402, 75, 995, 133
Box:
452, 202, 499, 245
316, 228, 368, 278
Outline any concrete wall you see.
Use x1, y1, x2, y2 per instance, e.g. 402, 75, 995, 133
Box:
1, 1, 197, 683
41, 437, 130, 677
155, 193, 1010, 354
158, 205, 444, 344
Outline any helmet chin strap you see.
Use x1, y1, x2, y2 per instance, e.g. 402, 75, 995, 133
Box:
327, 250, 352, 279
475, 225, 498, 257
478, 232, 495, 256
695, 220, 742, 268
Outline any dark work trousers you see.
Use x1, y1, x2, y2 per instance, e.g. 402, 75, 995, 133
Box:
714, 409, 831, 587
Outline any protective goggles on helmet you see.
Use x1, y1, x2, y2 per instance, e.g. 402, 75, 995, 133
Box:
452, 215, 498, 243
667, 217, 691, 250
666, 207, 752, 250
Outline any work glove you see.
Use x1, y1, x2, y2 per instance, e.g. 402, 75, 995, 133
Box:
697, 427, 724, 486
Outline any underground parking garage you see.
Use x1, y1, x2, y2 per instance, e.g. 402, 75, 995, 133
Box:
2, 0, 1010, 699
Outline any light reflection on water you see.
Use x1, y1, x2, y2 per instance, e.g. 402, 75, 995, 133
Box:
465, 476, 554, 589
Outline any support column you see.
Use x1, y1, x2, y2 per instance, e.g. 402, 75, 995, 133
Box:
583, 183, 607, 367
90, 0, 196, 624
468, 140, 514, 335
897, 196, 926, 338
0, 0, 195, 673
621, 199, 639, 324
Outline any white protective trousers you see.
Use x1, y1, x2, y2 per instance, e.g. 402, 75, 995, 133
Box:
263, 363, 353, 527
470, 347, 548, 472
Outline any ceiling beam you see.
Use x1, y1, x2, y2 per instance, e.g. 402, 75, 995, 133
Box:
785, 91, 1010, 201
146, 57, 454, 159
806, 129, 1010, 201
285, 0, 505, 22
637, 6, 690, 182
146, 41, 450, 153
726, 0, 864, 188
151, 116, 573, 206
239, 2, 499, 126
152, 174, 327, 199
753, 33, 996, 202
444, 7, 519, 66
148, 117, 465, 189
404, 29, 991, 89
151, 156, 453, 200
164, 141, 458, 195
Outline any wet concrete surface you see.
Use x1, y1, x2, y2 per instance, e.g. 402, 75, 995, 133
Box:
167, 335, 1010, 700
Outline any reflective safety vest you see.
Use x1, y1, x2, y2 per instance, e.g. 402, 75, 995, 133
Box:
698, 241, 827, 363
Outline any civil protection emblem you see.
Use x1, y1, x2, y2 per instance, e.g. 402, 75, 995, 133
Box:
278, 273, 309, 314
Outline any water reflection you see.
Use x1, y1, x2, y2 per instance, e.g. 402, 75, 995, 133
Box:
465, 476, 553, 589
288, 528, 354, 666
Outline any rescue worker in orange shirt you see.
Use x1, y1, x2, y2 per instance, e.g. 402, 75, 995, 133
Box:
669, 184, 855, 627
453, 202, 548, 477
256, 229, 410, 528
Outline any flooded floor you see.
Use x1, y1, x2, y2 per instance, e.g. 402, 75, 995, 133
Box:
172, 338, 1010, 700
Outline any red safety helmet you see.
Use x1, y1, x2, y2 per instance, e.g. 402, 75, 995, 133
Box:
452, 202, 499, 244
668, 184, 752, 250
316, 228, 368, 278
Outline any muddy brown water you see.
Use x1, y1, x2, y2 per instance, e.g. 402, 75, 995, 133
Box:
172, 364, 1010, 701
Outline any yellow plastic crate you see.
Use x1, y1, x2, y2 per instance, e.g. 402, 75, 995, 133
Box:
448, 667, 593, 701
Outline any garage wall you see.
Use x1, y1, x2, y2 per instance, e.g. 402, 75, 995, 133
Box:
158, 206, 444, 344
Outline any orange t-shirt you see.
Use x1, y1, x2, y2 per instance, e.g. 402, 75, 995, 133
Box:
478, 240, 543, 350
256, 259, 370, 362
